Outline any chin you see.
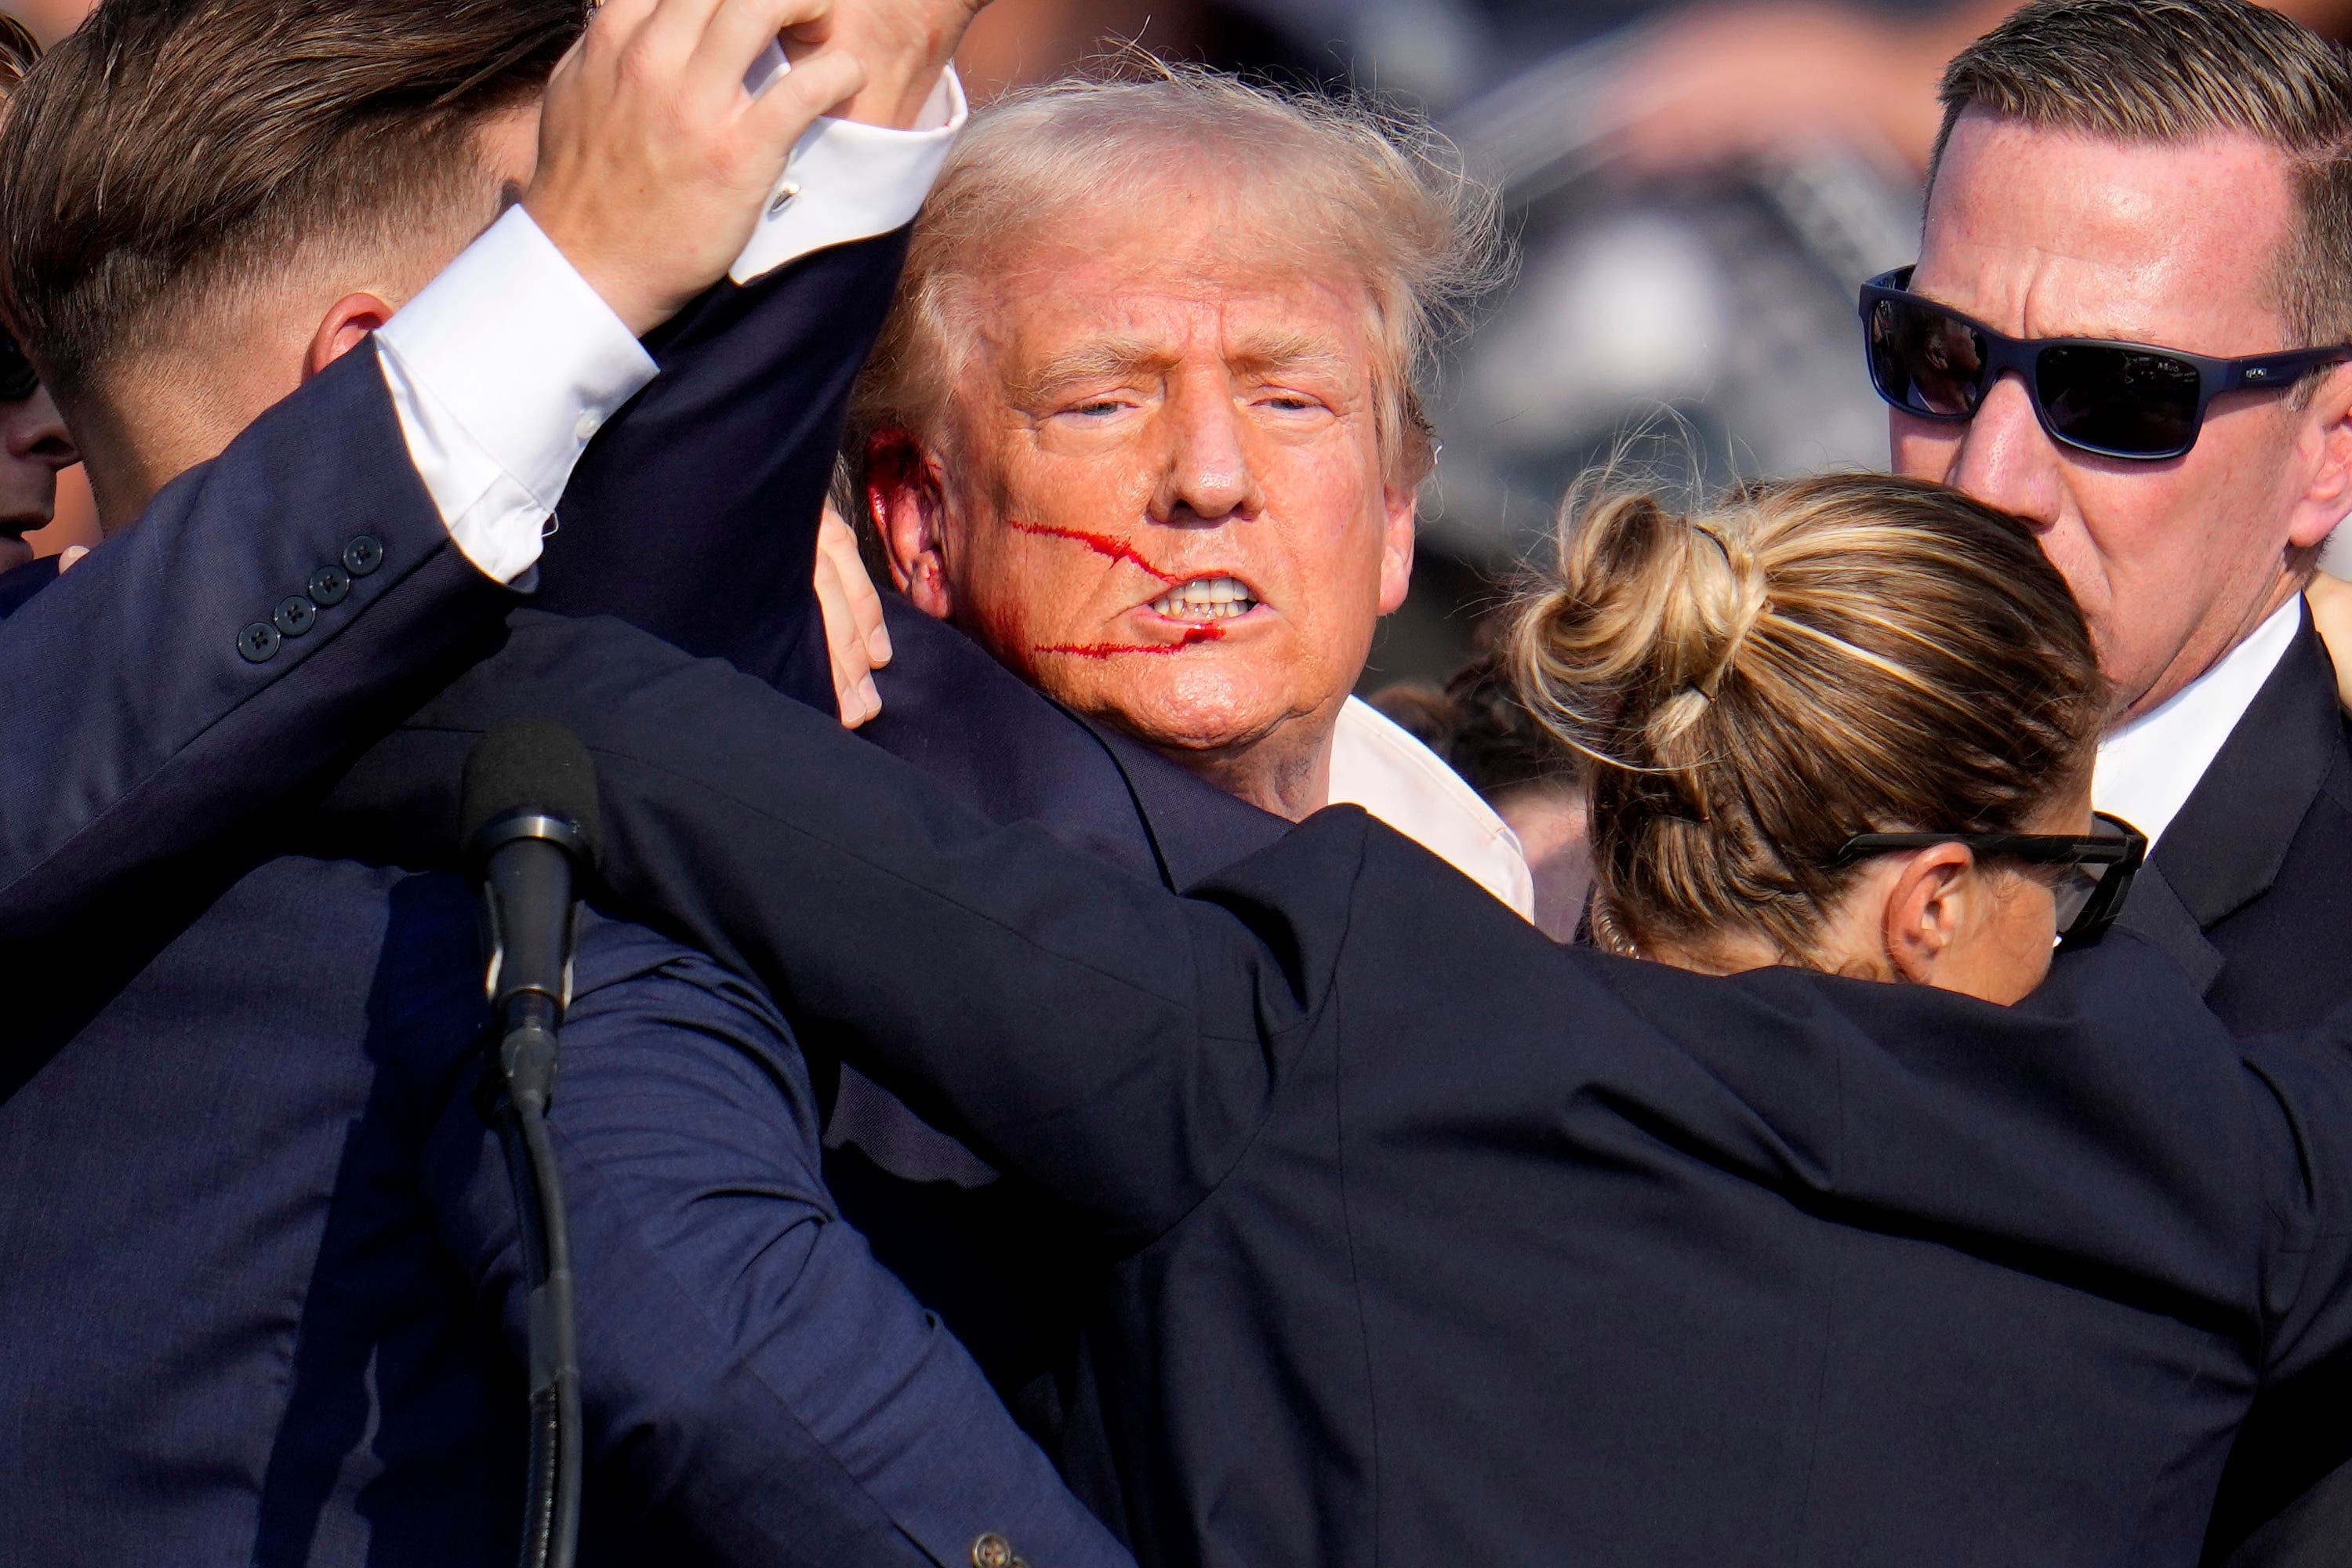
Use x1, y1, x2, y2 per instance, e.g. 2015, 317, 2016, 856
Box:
0, 534, 31, 575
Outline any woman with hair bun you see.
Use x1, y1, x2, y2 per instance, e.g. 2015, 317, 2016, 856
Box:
1511, 473, 2142, 1002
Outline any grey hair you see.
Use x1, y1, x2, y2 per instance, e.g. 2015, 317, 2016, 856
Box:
843, 58, 1505, 502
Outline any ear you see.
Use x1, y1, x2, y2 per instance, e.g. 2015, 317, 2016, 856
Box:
1376, 481, 1417, 616
303, 292, 397, 381
1880, 844, 1977, 985
867, 427, 954, 618
2285, 362, 2352, 551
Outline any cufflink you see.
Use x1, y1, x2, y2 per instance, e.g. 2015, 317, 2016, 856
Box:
971, 1534, 1029, 1568
768, 181, 800, 217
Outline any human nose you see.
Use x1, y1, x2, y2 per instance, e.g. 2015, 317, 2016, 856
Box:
2, 386, 78, 472
1946, 372, 2063, 528
1153, 383, 1263, 525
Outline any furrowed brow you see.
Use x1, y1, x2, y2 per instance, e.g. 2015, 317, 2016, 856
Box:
1018, 336, 1174, 401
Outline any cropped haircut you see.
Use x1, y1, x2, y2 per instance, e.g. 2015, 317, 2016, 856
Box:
845, 60, 1503, 499
1509, 473, 2108, 968
0, 0, 588, 394
1933, 0, 2352, 347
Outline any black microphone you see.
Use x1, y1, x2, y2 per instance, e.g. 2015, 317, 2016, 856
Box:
462, 720, 599, 1568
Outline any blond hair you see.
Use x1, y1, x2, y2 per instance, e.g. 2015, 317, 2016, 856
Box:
1933, 0, 2352, 347
844, 60, 1502, 496
1510, 474, 2107, 966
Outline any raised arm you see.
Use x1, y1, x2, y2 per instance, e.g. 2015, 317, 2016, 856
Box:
327, 610, 1339, 1243
0, 0, 872, 938
533, 6, 983, 706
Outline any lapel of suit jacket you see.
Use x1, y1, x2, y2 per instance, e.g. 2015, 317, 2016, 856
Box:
2124, 607, 2340, 991
1075, 713, 1292, 889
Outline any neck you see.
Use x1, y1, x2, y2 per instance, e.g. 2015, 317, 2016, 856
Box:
63, 365, 265, 532
2118, 567, 2307, 723
1153, 713, 1339, 822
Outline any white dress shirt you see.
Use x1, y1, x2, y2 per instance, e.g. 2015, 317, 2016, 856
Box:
1328, 695, 1538, 920
372, 71, 968, 583
2092, 594, 2304, 849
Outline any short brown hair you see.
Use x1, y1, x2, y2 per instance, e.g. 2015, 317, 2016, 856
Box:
0, 0, 587, 393
1509, 473, 2107, 967
1933, 0, 2352, 347
845, 60, 1503, 499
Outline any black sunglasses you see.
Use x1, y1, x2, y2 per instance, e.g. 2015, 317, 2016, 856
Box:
0, 325, 35, 403
1832, 810, 2147, 951
1860, 267, 2352, 461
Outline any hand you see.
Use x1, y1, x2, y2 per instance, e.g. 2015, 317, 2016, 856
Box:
2307, 574, 2352, 710
824, 0, 991, 129
816, 502, 891, 726
526, 0, 869, 336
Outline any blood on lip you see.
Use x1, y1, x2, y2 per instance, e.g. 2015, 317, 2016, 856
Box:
1037, 626, 1229, 659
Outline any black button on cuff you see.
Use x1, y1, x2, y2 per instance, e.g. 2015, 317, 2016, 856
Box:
307, 563, 350, 606
237, 621, 281, 663
342, 534, 384, 576
273, 594, 317, 637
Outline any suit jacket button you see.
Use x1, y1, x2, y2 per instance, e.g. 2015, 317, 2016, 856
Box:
307, 563, 350, 606
273, 594, 317, 637
341, 535, 384, 576
971, 1534, 1014, 1568
237, 621, 281, 662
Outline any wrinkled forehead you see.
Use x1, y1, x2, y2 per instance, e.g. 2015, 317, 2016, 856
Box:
1918, 108, 2297, 350
959, 165, 1388, 390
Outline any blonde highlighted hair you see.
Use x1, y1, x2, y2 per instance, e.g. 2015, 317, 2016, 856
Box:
1510, 473, 2108, 965
844, 59, 1503, 497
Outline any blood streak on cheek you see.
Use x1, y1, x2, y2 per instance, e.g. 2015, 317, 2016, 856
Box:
1007, 518, 1181, 583
1036, 626, 1228, 659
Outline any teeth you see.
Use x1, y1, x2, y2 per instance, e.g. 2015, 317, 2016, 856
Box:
1150, 575, 1258, 622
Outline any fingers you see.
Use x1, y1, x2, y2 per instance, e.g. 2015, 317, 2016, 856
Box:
815, 525, 884, 728
747, 42, 865, 138
692, 0, 832, 85
819, 506, 892, 668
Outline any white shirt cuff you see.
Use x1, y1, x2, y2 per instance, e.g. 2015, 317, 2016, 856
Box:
375, 205, 658, 583
730, 56, 967, 285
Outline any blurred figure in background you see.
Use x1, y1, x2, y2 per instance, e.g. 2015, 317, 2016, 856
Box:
1371, 656, 1589, 939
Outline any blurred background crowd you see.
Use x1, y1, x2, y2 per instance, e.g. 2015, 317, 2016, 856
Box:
13, 0, 2352, 683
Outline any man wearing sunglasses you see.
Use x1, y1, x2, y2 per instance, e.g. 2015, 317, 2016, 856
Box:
1864, 1, 2352, 1560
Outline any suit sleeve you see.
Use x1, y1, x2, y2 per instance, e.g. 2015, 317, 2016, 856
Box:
0, 342, 515, 938
423, 925, 1134, 1568
326, 612, 1344, 1246
531, 227, 914, 708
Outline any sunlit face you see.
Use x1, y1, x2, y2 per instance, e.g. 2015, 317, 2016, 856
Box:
877, 175, 1415, 813
1895, 111, 2352, 717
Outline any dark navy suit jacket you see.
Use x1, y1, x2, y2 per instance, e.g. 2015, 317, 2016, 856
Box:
2094, 605, 2352, 1568
312, 614, 2352, 1567
0, 245, 1131, 1566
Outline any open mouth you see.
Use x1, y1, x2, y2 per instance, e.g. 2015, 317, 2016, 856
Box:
1148, 575, 1260, 623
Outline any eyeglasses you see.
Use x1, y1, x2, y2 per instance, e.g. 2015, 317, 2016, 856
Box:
0, 325, 36, 403
1832, 811, 2147, 951
1860, 267, 2352, 461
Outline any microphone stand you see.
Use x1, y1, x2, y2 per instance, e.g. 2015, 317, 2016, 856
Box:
489, 987, 582, 1568
474, 807, 591, 1568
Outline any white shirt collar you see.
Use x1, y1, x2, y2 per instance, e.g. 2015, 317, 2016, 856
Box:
1325, 696, 1537, 920
2092, 595, 2304, 850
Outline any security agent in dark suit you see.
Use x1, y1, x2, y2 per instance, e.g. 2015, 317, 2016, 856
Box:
310, 472, 2352, 1566
0, 1, 1127, 1563
1862, 5, 2352, 1559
